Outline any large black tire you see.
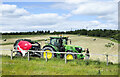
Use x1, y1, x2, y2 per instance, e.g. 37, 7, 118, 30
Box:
65, 54, 75, 60
15, 51, 22, 56
42, 47, 55, 59
28, 52, 41, 58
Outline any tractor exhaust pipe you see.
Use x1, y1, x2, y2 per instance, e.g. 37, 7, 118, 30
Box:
70, 39, 71, 44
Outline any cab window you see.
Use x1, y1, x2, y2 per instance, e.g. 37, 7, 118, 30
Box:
62, 39, 67, 45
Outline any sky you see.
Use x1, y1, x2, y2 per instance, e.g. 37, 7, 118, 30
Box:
0, 0, 119, 33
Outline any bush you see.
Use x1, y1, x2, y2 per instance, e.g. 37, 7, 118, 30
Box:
105, 42, 114, 47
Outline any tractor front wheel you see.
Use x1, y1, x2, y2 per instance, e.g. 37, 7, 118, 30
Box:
66, 54, 74, 60
42, 47, 55, 59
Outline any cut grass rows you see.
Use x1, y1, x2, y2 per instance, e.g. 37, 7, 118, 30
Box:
0, 43, 14, 45
0, 39, 49, 45
2, 35, 119, 43
2, 35, 42, 39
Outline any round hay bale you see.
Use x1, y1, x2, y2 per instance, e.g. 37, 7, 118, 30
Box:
3, 39, 7, 41
93, 38, 96, 41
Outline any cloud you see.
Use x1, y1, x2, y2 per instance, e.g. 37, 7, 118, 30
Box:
50, 20, 118, 31
1, 19, 117, 32
0, 4, 66, 27
114, 0, 120, 2
20, 13, 65, 25
1, 13, 65, 26
98, 12, 118, 24
1, 4, 29, 17
0, 2, 118, 33
0, 4, 68, 32
65, 0, 89, 4
1, 20, 118, 33
52, 1, 118, 24
50, 3, 78, 11
1, 4, 16, 13
71, 2, 116, 15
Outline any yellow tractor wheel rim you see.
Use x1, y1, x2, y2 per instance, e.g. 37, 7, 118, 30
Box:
66, 54, 73, 60
43, 50, 52, 59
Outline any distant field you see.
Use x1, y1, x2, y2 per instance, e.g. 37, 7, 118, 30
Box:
2, 56, 118, 75
2, 35, 42, 39
0, 34, 118, 63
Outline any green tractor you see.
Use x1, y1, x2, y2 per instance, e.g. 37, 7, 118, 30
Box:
42, 36, 89, 60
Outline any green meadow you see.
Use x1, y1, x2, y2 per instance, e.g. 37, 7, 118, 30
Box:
2, 55, 118, 75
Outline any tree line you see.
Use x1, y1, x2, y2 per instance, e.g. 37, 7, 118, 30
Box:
1, 29, 120, 41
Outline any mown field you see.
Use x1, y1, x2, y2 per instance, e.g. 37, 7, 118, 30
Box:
1, 34, 118, 63
2, 56, 118, 75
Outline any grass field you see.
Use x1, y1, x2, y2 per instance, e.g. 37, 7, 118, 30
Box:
2, 55, 118, 75
1, 34, 119, 75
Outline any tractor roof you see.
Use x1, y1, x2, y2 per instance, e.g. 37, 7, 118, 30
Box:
50, 37, 68, 39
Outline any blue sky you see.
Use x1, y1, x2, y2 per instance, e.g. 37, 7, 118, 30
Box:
0, 0, 118, 32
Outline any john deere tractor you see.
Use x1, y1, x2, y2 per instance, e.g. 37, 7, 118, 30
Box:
42, 36, 89, 60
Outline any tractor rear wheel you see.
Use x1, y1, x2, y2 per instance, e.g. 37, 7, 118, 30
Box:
42, 47, 55, 59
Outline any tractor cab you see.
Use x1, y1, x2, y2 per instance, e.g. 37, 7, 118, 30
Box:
49, 36, 69, 48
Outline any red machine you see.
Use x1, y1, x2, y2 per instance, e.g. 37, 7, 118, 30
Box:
14, 39, 41, 57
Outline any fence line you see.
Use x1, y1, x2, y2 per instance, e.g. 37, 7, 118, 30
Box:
0, 49, 11, 50
89, 53, 118, 57
10, 49, 118, 65
1, 49, 118, 57
11, 49, 118, 56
